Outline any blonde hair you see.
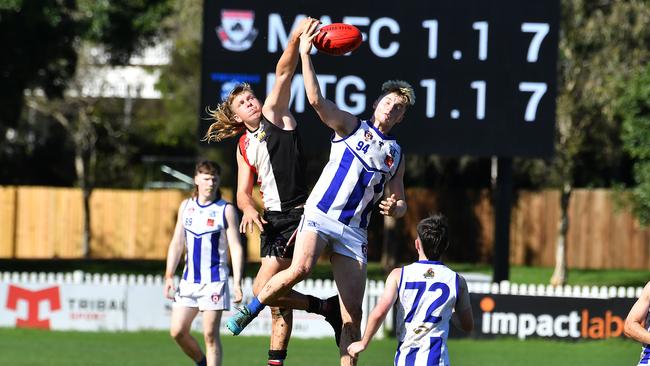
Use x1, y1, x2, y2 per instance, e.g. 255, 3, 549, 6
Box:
203, 83, 254, 142
381, 80, 415, 107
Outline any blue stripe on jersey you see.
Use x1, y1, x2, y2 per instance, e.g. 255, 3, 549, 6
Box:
427, 337, 442, 365
359, 175, 385, 228
317, 149, 354, 214
394, 341, 403, 366
210, 231, 221, 282
192, 236, 202, 283
404, 347, 419, 366
641, 348, 650, 364
339, 169, 374, 225
182, 252, 188, 280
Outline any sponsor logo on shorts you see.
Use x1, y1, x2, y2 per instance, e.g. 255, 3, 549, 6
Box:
211, 293, 221, 303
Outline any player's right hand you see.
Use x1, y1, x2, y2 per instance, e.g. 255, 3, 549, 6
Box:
164, 277, 175, 300
347, 341, 366, 359
299, 18, 320, 55
240, 208, 267, 233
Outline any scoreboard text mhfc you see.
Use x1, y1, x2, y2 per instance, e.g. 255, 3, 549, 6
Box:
200, 1, 559, 157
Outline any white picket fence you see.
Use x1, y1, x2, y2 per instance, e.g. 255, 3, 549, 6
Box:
0, 271, 642, 335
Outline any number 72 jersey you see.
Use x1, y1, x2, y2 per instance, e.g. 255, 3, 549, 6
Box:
394, 260, 459, 366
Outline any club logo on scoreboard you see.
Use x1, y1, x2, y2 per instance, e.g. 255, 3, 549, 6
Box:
216, 10, 258, 51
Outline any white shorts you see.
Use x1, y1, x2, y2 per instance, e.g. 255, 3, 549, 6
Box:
299, 209, 368, 263
173, 280, 230, 311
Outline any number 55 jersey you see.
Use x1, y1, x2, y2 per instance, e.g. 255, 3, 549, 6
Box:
394, 260, 459, 366
305, 120, 402, 229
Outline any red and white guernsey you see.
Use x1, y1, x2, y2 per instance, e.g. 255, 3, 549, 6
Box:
238, 117, 308, 212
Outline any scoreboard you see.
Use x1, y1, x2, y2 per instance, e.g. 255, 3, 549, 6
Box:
200, 0, 559, 157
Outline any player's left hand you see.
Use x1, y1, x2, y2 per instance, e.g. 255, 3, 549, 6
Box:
347, 341, 366, 359
379, 194, 398, 216
233, 284, 243, 304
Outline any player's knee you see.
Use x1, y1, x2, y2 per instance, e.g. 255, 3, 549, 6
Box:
170, 326, 187, 341
289, 263, 312, 282
203, 328, 219, 345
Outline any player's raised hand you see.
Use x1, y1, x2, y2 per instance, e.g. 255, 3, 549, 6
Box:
379, 193, 398, 216
291, 17, 313, 39
164, 277, 176, 300
347, 341, 366, 359
240, 207, 267, 234
299, 18, 320, 55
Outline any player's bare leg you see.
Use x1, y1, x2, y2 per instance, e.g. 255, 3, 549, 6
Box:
201, 310, 223, 366
170, 306, 206, 364
227, 231, 327, 335
331, 253, 367, 366
259, 231, 327, 304
254, 257, 293, 365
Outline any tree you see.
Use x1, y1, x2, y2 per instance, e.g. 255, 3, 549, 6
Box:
3, 0, 174, 257
617, 63, 650, 226
550, 0, 650, 285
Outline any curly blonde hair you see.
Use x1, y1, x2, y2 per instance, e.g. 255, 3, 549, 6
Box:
381, 80, 416, 107
203, 83, 254, 142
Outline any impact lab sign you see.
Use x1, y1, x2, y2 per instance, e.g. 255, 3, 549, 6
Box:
458, 294, 635, 340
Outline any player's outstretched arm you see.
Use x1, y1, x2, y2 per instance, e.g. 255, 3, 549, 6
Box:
225, 203, 244, 304
263, 17, 313, 129
348, 268, 401, 359
453, 275, 474, 332
299, 21, 358, 138
380, 157, 407, 218
236, 147, 266, 234
625, 282, 650, 344
163, 199, 188, 299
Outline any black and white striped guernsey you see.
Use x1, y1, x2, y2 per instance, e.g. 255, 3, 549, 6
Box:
238, 117, 308, 212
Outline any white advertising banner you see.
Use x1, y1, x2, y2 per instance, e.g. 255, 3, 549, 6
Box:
0, 282, 126, 331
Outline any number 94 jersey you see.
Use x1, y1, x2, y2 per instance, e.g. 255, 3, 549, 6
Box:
305, 120, 402, 229
395, 260, 459, 366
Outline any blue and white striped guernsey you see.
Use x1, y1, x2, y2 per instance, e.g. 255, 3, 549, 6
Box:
181, 198, 230, 284
394, 261, 459, 366
305, 120, 402, 229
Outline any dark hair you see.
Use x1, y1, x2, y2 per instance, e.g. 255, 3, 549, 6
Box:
192, 160, 221, 199
416, 213, 449, 260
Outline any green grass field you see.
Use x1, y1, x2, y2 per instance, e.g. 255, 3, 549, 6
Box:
0, 328, 642, 366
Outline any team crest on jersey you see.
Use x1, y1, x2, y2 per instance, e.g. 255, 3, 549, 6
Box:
208, 210, 217, 218
207, 218, 215, 227
423, 268, 435, 279
364, 130, 373, 141
216, 10, 258, 51
384, 154, 394, 168
211, 293, 221, 303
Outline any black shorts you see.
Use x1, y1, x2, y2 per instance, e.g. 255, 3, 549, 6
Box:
260, 207, 304, 259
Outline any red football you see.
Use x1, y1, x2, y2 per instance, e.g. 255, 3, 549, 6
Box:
313, 23, 362, 56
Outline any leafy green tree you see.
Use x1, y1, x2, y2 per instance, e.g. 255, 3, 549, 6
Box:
2, 0, 174, 257
549, 0, 650, 285
617, 64, 650, 225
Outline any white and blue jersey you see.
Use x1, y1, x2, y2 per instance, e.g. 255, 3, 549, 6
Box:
181, 198, 230, 284
305, 120, 401, 229
394, 261, 459, 366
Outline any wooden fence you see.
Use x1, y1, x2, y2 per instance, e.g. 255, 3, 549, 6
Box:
0, 186, 648, 269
